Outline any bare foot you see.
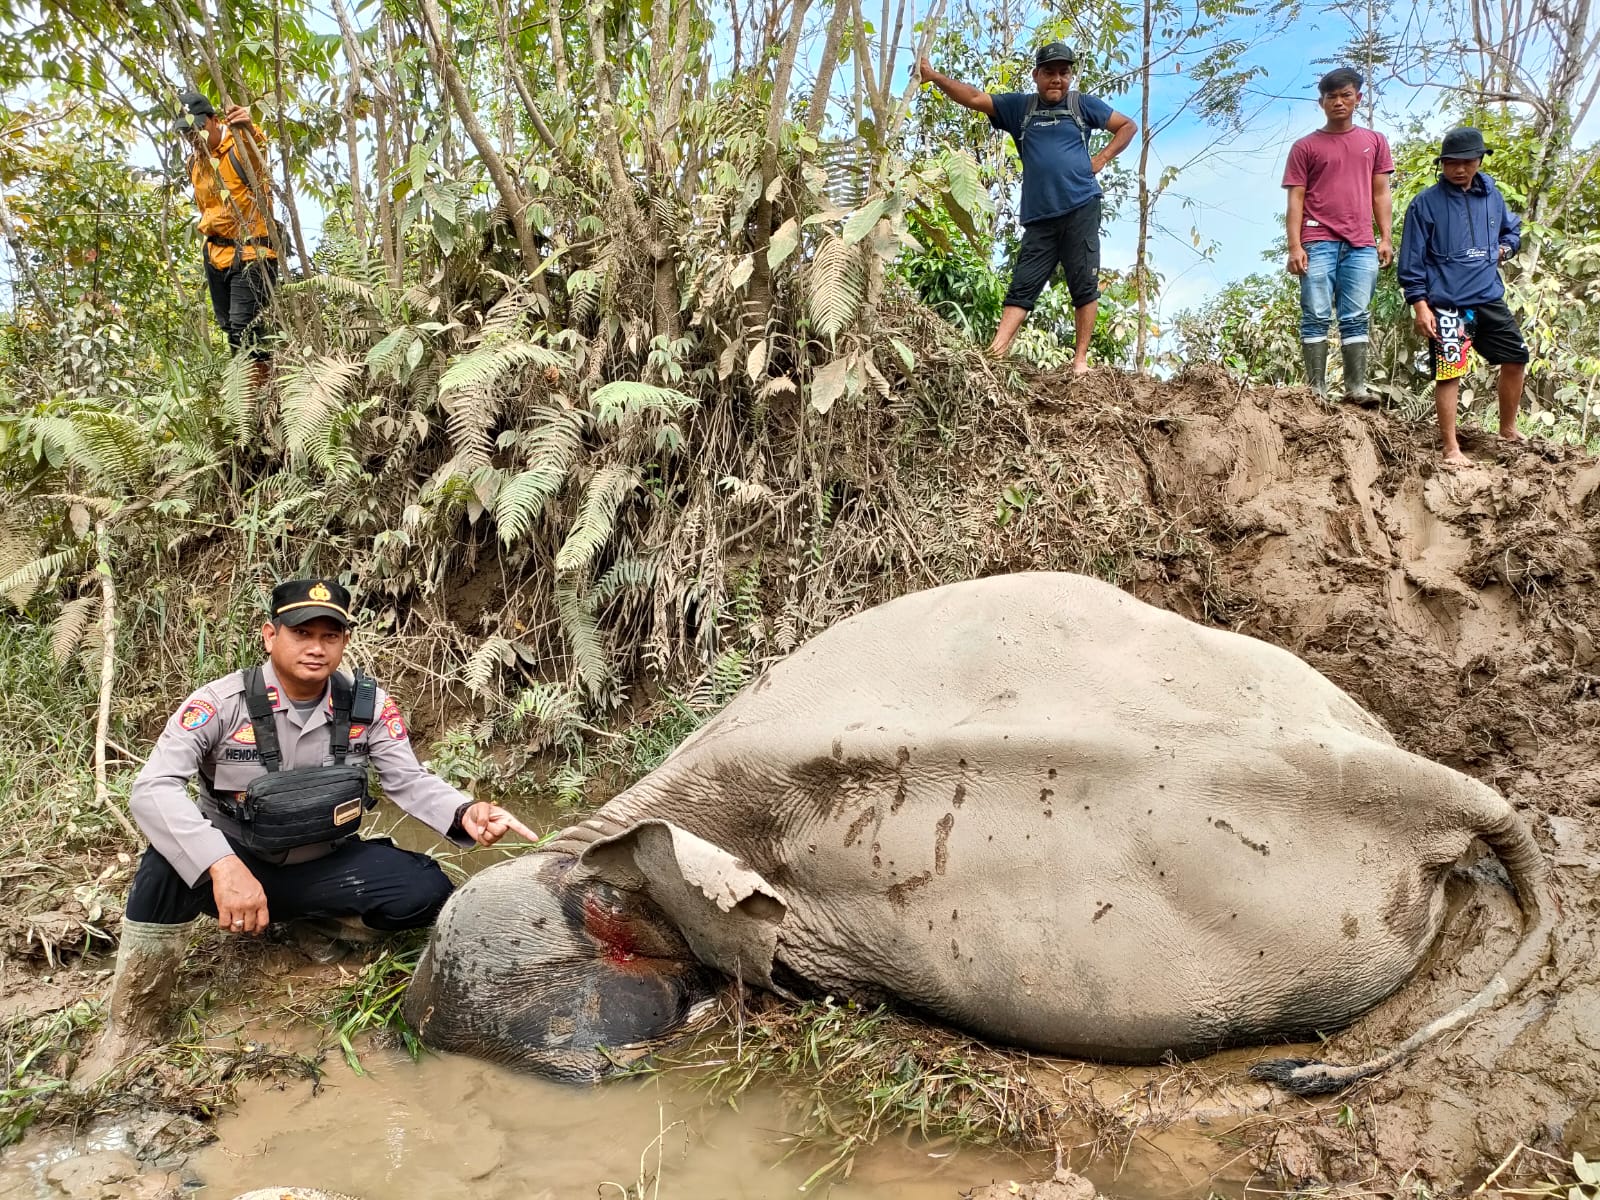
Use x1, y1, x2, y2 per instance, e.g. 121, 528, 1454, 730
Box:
1441, 448, 1472, 469
1499, 429, 1527, 444
1072, 361, 1090, 377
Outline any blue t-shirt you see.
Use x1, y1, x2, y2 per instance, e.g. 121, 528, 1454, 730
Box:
989, 91, 1114, 225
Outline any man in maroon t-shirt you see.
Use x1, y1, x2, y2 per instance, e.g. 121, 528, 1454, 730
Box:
1281, 67, 1394, 401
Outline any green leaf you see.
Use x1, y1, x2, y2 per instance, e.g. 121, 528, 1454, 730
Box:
940, 191, 981, 247
555, 462, 640, 574
841, 197, 888, 246
943, 150, 983, 220
588, 381, 698, 428
432, 212, 456, 255
729, 254, 754, 290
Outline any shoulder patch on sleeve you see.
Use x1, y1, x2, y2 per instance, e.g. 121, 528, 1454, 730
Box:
179, 699, 217, 730
378, 696, 408, 741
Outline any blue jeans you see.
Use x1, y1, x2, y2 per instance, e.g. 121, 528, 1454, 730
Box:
1299, 242, 1379, 344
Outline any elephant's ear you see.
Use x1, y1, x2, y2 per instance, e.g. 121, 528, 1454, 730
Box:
578, 820, 789, 993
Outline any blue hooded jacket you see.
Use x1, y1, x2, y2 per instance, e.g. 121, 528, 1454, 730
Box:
1397, 172, 1521, 308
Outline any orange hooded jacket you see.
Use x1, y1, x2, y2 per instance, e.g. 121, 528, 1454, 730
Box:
189, 124, 277, 270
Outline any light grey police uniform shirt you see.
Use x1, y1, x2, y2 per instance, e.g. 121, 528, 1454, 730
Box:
130, 662, 471, 886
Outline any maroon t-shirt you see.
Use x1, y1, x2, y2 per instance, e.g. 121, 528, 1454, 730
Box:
1281, 127, 1394, 247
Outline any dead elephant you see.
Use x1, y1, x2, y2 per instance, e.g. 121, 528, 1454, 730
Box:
405, 572, 1552, 1093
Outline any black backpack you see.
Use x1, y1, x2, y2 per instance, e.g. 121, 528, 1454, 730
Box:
1018, 91, 1087, 146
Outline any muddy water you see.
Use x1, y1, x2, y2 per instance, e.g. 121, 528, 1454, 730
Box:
191, 1048, 1052, 1198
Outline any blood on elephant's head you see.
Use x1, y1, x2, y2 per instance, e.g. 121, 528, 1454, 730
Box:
405, 822, 788, 1080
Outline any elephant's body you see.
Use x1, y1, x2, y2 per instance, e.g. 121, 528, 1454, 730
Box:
408, 574, 1550, 1087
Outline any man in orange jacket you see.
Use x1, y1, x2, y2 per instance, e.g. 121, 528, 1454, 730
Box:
173, 90, 279, 360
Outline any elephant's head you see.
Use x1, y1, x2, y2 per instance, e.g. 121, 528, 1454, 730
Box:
403, 820, 789, 1080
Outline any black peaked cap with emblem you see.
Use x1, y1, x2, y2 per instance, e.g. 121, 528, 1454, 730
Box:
270, 578, 354, 628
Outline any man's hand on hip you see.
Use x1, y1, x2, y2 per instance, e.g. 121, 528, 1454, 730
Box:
461, 801, 539, 847
210, 854, 269, 934
1287, 246, 1309, 276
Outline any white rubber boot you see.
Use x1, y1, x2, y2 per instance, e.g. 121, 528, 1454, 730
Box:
73, 918, 193, 1084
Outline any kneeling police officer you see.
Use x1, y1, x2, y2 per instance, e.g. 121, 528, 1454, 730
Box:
80, 578, 534, 1078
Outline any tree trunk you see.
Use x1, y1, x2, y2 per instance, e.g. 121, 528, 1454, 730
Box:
745, 0, 814, 324
92, 523, 139, 842
332, 0, 370, 261
418, 0, 543, 269
1133, 0, 1154, 370
271, 5, 314, 278
0, 188, 56, 323
495, 0, 562, 154
806, 0, 852, 134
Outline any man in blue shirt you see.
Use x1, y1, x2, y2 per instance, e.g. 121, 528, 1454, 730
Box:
1397, 127, 1527, 467
918, 43, 1137, 370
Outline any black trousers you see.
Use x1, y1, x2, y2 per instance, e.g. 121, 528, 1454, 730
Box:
204, 253, 278, 357
1003, 198, 1103, 311
124, 837, 454, 930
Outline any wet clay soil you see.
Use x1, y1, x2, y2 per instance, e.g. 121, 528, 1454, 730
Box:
5, 367, 1600, 1196
1038, 368, 1600, 1189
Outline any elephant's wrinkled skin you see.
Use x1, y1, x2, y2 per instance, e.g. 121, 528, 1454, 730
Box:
406, 573, 1551, 1092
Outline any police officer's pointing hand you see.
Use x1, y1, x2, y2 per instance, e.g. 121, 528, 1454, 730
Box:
460, 801, 538, 847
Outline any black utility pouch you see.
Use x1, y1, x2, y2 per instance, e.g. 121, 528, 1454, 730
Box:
237, 765, 372, 855
206, 664, 379, 857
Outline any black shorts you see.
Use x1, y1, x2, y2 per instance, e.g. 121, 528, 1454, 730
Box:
204, 253, 278, 358
124, 836, 454, 931
1003, 199, 1103, 311
1429, 297, 1528, 381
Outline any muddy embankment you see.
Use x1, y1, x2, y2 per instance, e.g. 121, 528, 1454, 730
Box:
1033, 366, 1600, 1189
4, 363, 1598, 1196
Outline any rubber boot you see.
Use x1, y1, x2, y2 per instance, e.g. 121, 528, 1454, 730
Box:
1301, 342, 1329, 397
73, 919, 193, 1084
1341, 341, 1375, 406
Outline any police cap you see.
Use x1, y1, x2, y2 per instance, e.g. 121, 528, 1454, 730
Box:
270, 578, 354, 628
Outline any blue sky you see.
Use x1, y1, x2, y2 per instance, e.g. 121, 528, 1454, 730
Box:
1075, 8, 1600, 324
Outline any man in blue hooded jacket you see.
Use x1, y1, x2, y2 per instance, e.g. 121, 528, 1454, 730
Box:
1397, 126, 1527, 466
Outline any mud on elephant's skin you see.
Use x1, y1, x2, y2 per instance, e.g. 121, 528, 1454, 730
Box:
405, 572, 1554, 1093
